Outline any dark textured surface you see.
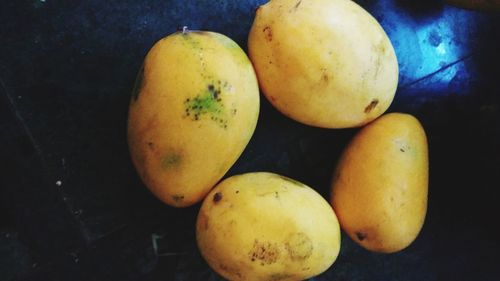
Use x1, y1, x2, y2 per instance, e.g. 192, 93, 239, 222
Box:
1, 0, 499, 280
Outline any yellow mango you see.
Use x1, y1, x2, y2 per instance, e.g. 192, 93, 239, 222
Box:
330, 113, 428, 253
127, 29, 259, 207
248, 0, 398, 128
196, 172, 341, 281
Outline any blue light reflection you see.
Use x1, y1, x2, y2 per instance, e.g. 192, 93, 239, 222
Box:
367, 0, 481, 94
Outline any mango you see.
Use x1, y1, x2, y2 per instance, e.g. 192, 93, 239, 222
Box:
127, 29, 260, 207
196, 172, 341, 281
330, 113, 428, 253
248, 0, 398, 128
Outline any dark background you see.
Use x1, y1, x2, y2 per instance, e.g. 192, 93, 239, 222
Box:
1, 0, 499, 280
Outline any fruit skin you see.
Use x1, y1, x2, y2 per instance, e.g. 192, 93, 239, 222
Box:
248, 0, 398, 129
330, 113, 428, 253
127, 30, 259, 207
444, 0, 500, 12
196, 172, 341, 281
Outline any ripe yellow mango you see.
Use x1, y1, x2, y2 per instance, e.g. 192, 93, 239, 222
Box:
197, 172, 341, 281
127, 30, 259, 207
248, 0, 398, 128
330, 113, 428, 253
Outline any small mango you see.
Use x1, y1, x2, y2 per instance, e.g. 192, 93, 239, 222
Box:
330, 113, 428, 253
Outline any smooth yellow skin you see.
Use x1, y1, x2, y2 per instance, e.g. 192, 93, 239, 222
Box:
197, 172, 341, 281
248, 0, 398, 128
330, 113, 428, 253
127, 30, 259, 207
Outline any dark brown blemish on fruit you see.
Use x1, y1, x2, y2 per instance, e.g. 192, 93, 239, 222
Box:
235, 190, 239, 194
263, 26, 273, 42
364, 99, 379, 113
184, 81, 229, 128
321, 68, 331, 83
213, 192, 222, 203
323, 73, 329, 82
395, 139, 411, 153
208, 84, 221, 99
172, 195, 184, 202
285, 232, 313, 261
356, 232, 367, 241
147, 142, 154, 151
249, 240, 280, 265
257, 190, 281, 197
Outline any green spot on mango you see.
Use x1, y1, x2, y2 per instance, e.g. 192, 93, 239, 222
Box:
214, 34, 239, 49
184, 81, 230, 128
181, 32, 203, 50
131, 64, 144, 102
161, 153, 181, 168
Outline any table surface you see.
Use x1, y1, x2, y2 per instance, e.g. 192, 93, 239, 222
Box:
1, 0, 499, 280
